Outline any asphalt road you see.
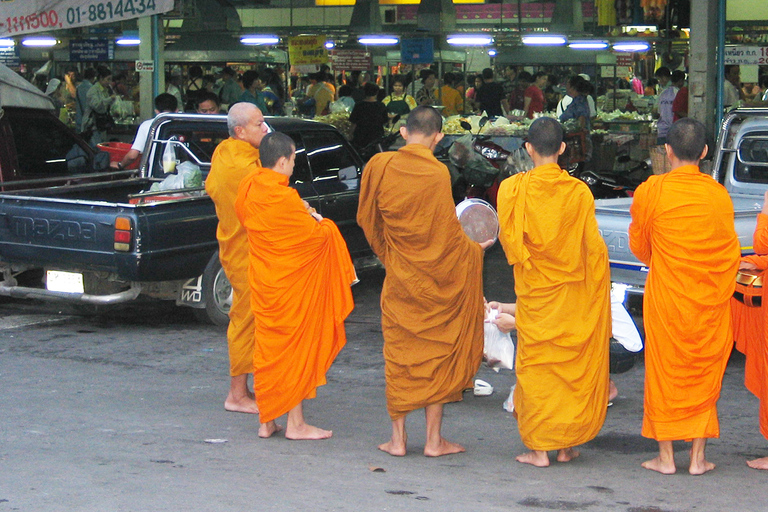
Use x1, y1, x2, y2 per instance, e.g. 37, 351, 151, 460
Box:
1, 244, 767, 511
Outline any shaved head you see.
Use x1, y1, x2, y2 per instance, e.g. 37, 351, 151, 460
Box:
405, 106, 443, 136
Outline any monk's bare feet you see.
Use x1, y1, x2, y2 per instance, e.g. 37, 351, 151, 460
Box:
516, 450, 550, 467
608, 380, 619, 402
747, 456, 768, 470
285, 423, 332, 440
423, 438, 465, 457
556, 448, 580, 462
641, 456, 676, 474
689, 459, 715, 475
224, 394, 259, 414
379, 439, 407, 457
258, 421, 283, 438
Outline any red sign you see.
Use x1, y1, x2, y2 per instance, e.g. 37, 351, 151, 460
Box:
616, 54, 634, 66
330, 50, 372, 71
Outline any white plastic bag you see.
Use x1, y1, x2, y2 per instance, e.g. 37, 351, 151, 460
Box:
149, 162, 203, 192
162, 138, 178, 174
484, 308, 515, 371
610, 284, 643, 352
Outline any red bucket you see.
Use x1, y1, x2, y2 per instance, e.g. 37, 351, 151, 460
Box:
97, 141, 139, 169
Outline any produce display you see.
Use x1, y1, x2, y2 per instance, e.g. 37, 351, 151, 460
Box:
312, 111, 353, 140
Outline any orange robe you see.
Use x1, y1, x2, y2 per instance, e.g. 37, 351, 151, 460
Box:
357, 144, 484, 420
629, 165, 741, 441
235, 166, 356, 423
497, 162, 611, 451
206, 138, 260, 377
732, 213, 768, 440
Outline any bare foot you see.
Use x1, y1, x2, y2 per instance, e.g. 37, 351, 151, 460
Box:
609, 380, 618, 402
747, 456, 768, 470
516, 450, 550, 467
224, 394, 259, 414
556, 448, 580, 462
285, 423, 333, 440
689, 459, 715, 475
641, 456, 676, 474
258, 421, 283, 438
378, 439, 407, 457
423, 438, 465, 457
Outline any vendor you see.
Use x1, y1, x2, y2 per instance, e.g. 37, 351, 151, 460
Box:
382, 76, 417, 118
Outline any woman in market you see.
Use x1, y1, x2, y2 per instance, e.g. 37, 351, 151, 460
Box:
415, 69, 438, 107
559, 75, 593, 169
82, 65, 117, 147
465, 74, 483, 112
349, 82, 389, 151
382, 76, 417, 120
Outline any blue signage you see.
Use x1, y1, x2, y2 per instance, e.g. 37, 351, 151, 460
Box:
69, 38, 114, 62
400, 38, 434, 64
0, 46, 20, 67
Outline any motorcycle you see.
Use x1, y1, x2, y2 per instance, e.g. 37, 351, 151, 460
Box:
577, 155, 652, 199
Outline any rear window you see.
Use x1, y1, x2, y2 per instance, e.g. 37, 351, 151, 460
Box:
5, 108, 93, 178
152, 117, 230, 178
734, 133, 768, 184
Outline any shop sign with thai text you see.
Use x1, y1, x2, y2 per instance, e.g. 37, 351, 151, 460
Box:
69, 37, 113, 62
0, 44, 19, 67
724, 46, 768, 65
0, 0, 175, 38
288, 35, 328, 66
400, 38, 434, 64
330, 50, 372, 71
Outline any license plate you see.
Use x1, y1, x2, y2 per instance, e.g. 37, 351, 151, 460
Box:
46, 270, 85, 294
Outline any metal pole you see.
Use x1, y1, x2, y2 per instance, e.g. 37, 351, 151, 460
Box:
715, 0, 726, 133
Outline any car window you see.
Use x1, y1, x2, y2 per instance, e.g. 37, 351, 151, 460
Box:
152, 118, 230, 178
284, 132, 312, 185
5, 109, 94, 177
301, 131, 360, 183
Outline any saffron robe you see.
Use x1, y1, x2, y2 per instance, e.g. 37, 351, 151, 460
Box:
732, 213, 768, 440
357, 144, 484, 420
206, 138, 260, 376
497, 162, 611, 451
629, 165, 741, 441
235, 166, 355, 423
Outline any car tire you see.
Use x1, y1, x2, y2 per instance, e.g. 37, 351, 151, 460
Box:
194, 253, 231, 327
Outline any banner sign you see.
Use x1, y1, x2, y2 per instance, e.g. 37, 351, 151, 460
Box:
0, 0, 175, 38
400, 38, 434, 65
69, 37, 113, 61
724, 46, 768, 65
329, 50, 372, 71
288, 35, 328, 66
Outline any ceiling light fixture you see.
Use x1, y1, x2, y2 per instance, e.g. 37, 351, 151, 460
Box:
521, 34, 567, 46
240, 35, 280, 45
116, 36, 141, 46
568, 40, 609, 50
325, 41, 335, 49
0, 39, 15, 48
488, 49, 498, 57
358, 36, 399, 46
612, 41, 651, 52
446, 34, 493, 46
22, 37, 58, 47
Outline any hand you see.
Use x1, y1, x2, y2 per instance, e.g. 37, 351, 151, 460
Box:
303, 200, 317, 215
479, 239, 495, 250
763, 191, 768, 215
310, 212, 323, 222
493, 312, 517, 333
740, 260, 760, 270
485, 300, 501, 314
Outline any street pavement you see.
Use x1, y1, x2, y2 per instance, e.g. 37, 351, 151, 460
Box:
1, 244, 767, 511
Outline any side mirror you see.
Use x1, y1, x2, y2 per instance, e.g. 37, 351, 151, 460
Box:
459, 120, 472, 131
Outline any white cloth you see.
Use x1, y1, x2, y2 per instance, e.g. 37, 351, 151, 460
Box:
610, 284, 643, 352
130, 118, 154, 152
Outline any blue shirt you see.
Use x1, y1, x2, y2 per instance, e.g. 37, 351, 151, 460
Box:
559, 95, 591, 130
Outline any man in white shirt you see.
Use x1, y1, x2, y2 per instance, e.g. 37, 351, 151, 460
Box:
656, 70, 686, 144
724, 65, 742, 108
112, 93, 178, 170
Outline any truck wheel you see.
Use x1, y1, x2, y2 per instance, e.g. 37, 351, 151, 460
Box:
609, 338, 637, 374
194, 254, 231, 326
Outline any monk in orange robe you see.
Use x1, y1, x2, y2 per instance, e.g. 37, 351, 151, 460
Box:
357, 106, 490, 457
235, 131, 356, 439
629, 118, 741, 475
732, 191, 768, 470
496, 117, 611, 467
205, 102, 268, 414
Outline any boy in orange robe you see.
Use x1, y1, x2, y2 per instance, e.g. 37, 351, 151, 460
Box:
629, 118, 741, 475
206, 102, 268, 414
495, 117, 611, 467
357, 106, 491, 457
235, 132, 356, 440
732, 191, 768, 470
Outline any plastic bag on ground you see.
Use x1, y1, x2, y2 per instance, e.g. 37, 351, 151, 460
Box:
484, 308, 515, 371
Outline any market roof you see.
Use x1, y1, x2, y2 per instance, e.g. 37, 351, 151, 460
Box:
0, 64, 55, 110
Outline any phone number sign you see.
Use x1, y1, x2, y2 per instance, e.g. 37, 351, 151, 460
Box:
0, 0, 175, 38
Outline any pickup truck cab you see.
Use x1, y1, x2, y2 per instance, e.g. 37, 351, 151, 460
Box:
0, 106, 373, 325
595, 108, 768, 295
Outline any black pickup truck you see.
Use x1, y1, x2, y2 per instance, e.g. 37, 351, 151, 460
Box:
0, 111, 373, 325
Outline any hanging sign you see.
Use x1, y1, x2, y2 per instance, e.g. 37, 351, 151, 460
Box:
288, 35, 328, 66
0, 45, 20, 67
724, 46, 768, 65
0, 0, 175, 38
330, 50, 372, 71
69, 37, 114, 61
400, 38, 434, 65
135, 60, 154, 72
